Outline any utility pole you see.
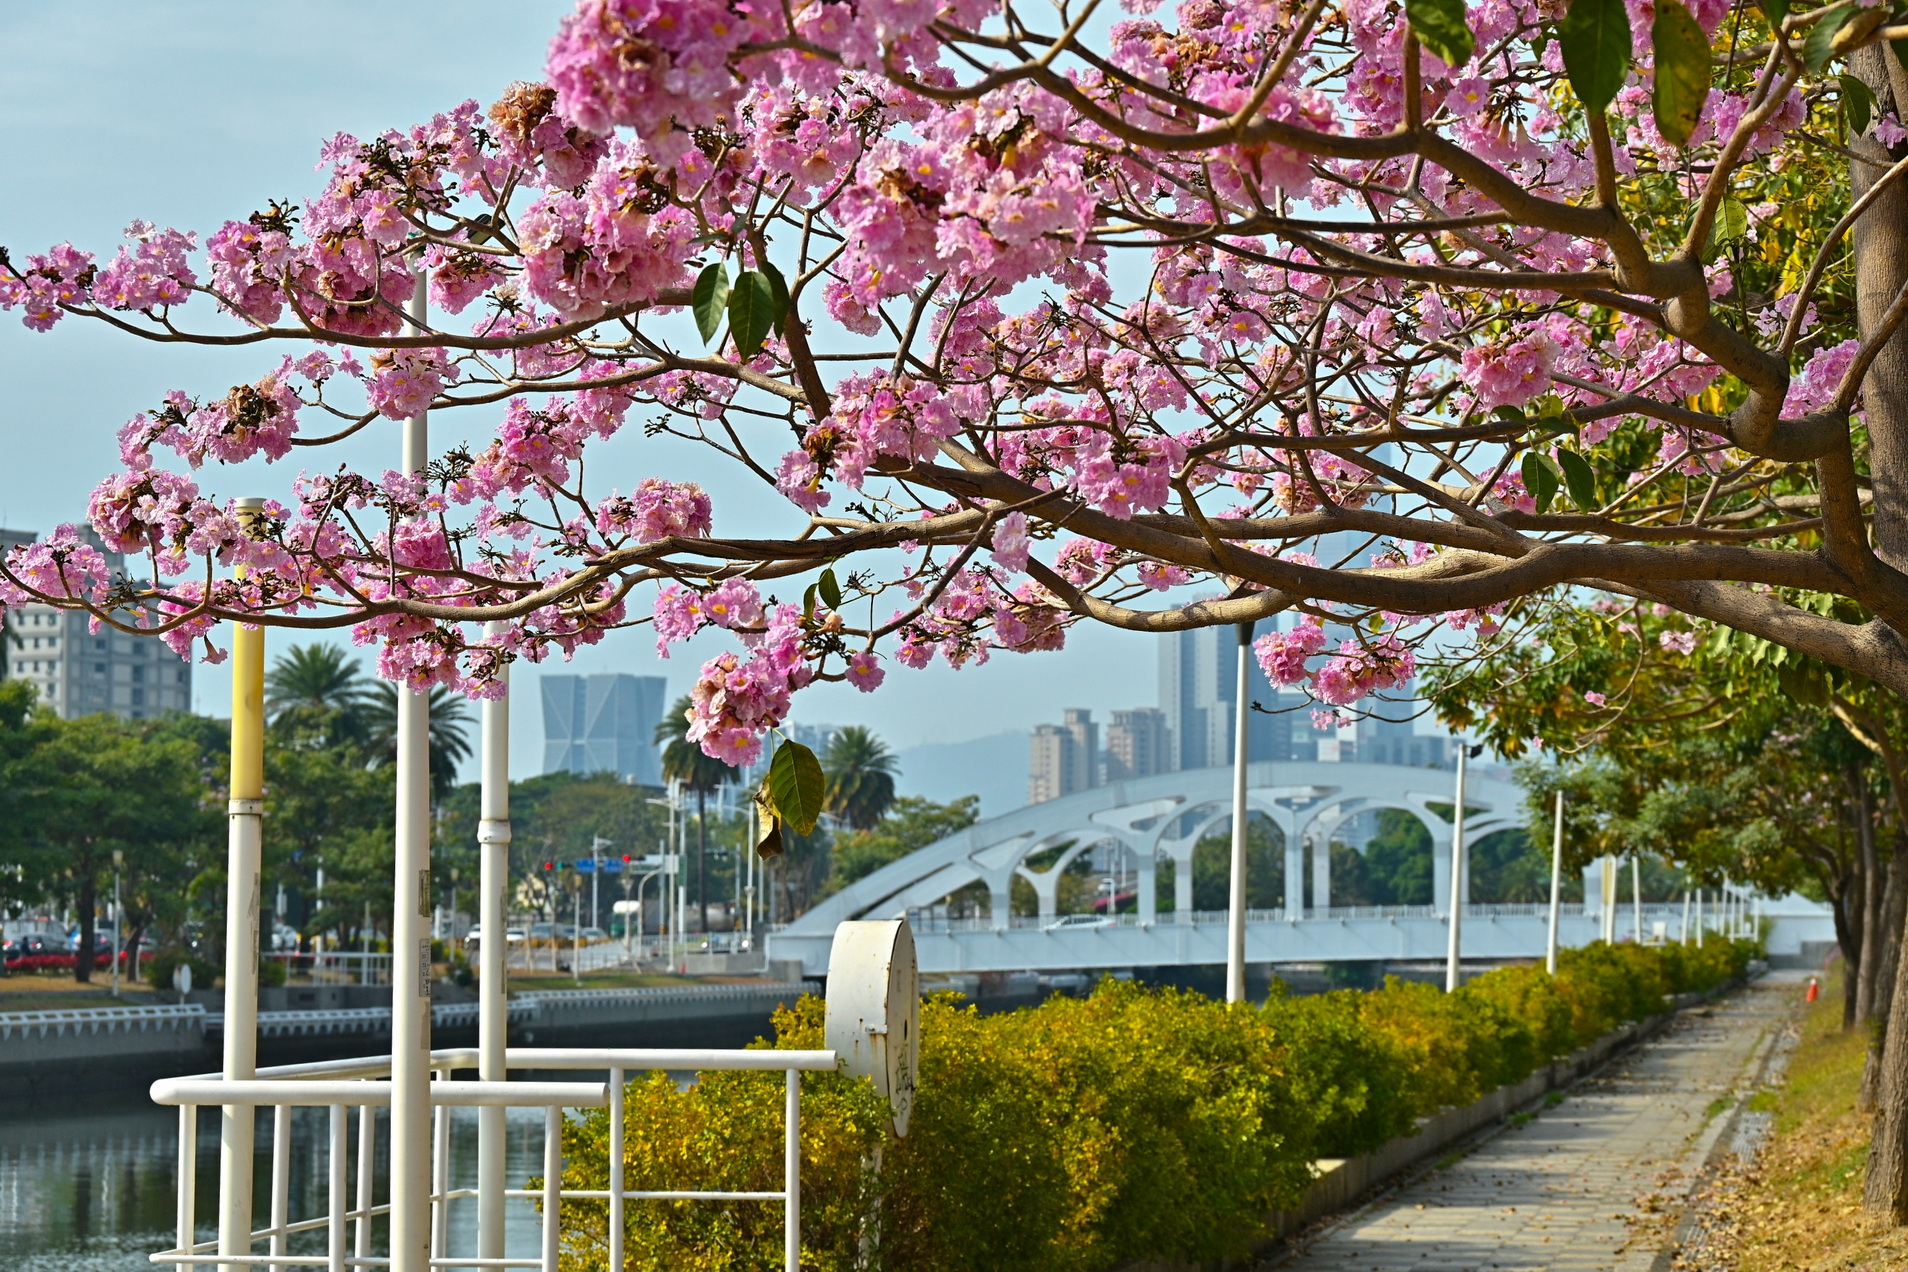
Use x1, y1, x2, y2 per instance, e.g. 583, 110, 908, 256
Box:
1226, 621, 1251, 1004
1446, 743, 1480, 992
591, 836, 612, 931
1545, 790, 1563, 975
111, 849, 123, 999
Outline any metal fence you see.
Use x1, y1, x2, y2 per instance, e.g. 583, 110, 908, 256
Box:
148, 1045, 836, 1272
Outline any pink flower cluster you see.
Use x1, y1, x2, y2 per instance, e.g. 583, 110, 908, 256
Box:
779, 374, 963, 506
517, 141, 697, 318
1462, 332, 1560, 410
0, 242, 94, 331
0, 529, 113, 609
547, 0, 756, 144
92, 222, 197, 312
685, 603, 813, 765
1255, 619, 1329, 685
1256, 621, 1416, 706
596, 478, 712, 543
367, 347, 458, 420
119, 374, 302, 470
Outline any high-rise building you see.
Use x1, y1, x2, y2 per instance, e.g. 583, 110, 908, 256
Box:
1028, 723, 1076, 805
1157, 622, 1446, 770
1105, 707, 1170, 782
541, 673, 669, 785
2, 526, 193, 720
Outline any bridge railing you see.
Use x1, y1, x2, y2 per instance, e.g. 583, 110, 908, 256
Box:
899, 902, 1692, 934
147, 1045, 837, 1272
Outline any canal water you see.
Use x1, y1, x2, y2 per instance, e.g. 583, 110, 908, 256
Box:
0, 1096, 550, 1272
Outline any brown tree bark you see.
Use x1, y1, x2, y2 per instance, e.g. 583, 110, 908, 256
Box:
1853, 38, 1908, 1218
1859, 773, 1882, 1023
1864, 848, 1908, 1112
73, 873, 97, 986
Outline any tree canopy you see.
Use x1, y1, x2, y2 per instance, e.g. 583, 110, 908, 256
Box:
3, 0, 1906, 770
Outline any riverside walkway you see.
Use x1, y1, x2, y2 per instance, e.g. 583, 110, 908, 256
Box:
1271, 971, 1802, 1271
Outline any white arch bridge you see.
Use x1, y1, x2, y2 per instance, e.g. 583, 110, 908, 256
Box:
767, 762, 1824, 977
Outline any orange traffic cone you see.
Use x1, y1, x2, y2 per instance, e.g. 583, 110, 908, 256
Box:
1806, 976, 1820, 1003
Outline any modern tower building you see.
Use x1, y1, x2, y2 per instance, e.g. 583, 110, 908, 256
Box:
541, 673, 669, 785
2, 525, 193, 720
1104, 707, 1171, 783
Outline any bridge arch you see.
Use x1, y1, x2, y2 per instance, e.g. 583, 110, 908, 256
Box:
784, 761, 1529, 938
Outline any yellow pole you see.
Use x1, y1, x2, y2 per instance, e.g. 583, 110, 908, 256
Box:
219, 497, 267, 1262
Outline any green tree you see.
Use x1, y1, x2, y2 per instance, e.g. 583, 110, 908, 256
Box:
830, 795, 979, 892
655, 696, 737, 930
5, 708, 219, 983
265, 642, 371, 748
821, 725, 898, 831
362, 680, 474, 800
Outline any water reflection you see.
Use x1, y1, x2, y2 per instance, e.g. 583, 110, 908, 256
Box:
0, 1098, 552, 1272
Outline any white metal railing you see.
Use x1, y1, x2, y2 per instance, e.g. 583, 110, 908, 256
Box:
900, 902, 1693, 934
148, 1045, 836, 1272
0, 1002, 206, 1038
265, 951, 395, 986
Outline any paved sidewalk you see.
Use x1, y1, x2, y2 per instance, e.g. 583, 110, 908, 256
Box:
1270, 973, 1801, 1271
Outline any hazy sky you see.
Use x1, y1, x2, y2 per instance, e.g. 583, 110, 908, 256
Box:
0, 2, 1165, 783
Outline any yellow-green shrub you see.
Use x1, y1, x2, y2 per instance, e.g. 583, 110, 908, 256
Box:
555, 938, 1757, 1271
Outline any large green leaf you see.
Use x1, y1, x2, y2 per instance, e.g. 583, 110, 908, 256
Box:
1558, 0, 1632, 115
1760, 0, 1787, 27
1651, 0, 1712, 147
763, 739, 825, 836
727, 269, 778, 359
817, 567, 842, 610
692, 262, 729, 345
1802, 2, 1853, 72
1707, 196, 1749, 255
1556, 448, 1600, 512
1405, 0, 1475, 70
1522, 451, 1560, 515
1841, 71, 1876, 136
761, 260, 791, 338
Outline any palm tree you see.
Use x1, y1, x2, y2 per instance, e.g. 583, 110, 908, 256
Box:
822, 726, 898, 831
363, 681, 475, 801
265, 644, 371, 745
655, 695, 737, 934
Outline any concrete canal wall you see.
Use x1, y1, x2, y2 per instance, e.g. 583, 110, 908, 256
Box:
0, 981, 820, 1099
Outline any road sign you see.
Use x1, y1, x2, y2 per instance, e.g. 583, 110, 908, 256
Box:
576, 858, 625, 873
612, 900, 642, 915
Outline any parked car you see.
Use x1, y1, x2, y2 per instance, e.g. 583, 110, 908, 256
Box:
1042, 913, 1117, 932
578, 927, 609, 944
465, 925, 526, 945
4, 933, 74, 972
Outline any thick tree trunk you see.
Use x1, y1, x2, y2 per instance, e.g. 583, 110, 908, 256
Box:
74, 873, 96, 985
1865, 850, 1908, 1110
1834, 873, 1863, 1029
1860, 777, 1883, 1023
1856, 41, 1908, 1216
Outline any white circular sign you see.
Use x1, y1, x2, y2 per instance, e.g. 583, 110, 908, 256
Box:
824, 919, 919, 1136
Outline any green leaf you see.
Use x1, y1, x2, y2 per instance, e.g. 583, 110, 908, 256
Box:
1894, 36, 1908, 72
761, 260, 791, 338
1803, 2, 1854, 72
764, 740, 826, 836
1493, 404, 1530, 426
817, 567, 842, 611
727, 269, 777, 359
692, 262, 729, 345
1558, 0, 1632, 115
1760, 0, 1787, 26
1652, 0, 1711, 147
1556, 448, 1600, 511
1841, 71, 1876, 135
1708, 196, 1750, 255
802, 583, 818, 622
1521, 451, 1560, 515
1405, 0, 1475, 70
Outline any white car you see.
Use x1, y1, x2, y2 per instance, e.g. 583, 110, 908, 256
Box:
1042, 913, 1117, 932
466, 925, 526, 945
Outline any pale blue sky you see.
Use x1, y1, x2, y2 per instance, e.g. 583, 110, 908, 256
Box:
0, 1, 1163, 787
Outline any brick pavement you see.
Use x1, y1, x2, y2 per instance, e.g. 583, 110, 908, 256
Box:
1270, 975, 1798, 1272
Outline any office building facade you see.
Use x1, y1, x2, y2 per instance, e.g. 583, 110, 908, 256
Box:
541, 673, 668, 785
2, 526, 193, 720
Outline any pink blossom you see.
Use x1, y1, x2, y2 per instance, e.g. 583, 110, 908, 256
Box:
1658, 629, 1699, 655
991, 511, 1031, 573
597, 478, 712, 542
1584, 691, 1607, 706
845, 651, 886, 692
366, 347, 457, 421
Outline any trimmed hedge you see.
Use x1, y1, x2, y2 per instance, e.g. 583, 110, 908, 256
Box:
554, 938, 1755, 1272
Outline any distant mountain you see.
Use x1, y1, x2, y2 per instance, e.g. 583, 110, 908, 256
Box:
894, 730, 1027, 819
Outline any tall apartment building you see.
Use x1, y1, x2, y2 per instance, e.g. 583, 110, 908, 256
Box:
1028, 708, 1099, 804
1157, 622, 1448, 771
1105, 707, 1170, 782
541, 673, 669, 785
1, 526, 193, 720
